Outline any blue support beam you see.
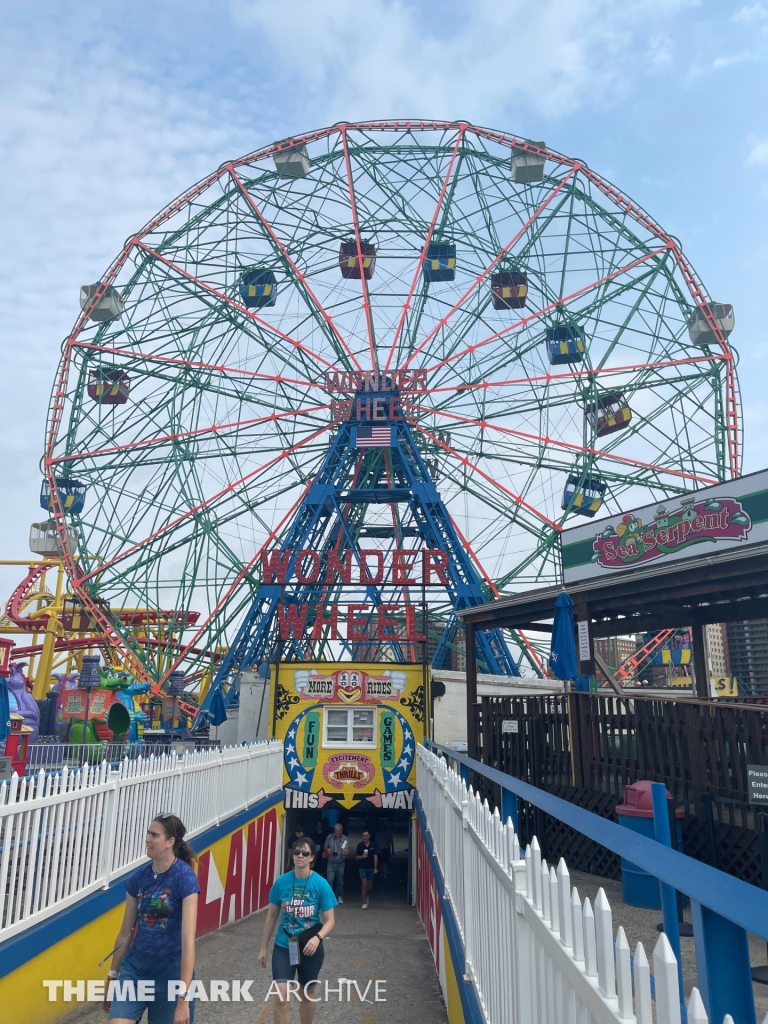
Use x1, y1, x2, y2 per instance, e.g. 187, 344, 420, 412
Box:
690, 900, 756, 1024
197, 399, 523, 723
651, 782, 685, 1019
501, 787, 519, 836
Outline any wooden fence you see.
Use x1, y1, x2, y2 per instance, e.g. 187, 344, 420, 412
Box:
475, 693, 768, 885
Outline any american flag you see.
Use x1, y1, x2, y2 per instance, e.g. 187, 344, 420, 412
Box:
354, 425, 395, 448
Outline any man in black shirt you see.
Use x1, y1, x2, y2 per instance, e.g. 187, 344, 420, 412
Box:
355, 829, 378, 909
312, 819, 331, 876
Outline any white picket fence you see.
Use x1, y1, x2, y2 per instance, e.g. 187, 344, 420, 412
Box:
0, 741, 283, 942
416, 744, 758, 1024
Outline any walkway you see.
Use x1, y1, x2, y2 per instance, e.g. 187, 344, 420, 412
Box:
66, 841, 447, 1024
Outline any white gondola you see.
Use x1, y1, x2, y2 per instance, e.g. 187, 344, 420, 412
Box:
29, 520, 79, 557
687, 302, 735, 346
511, 141, 546, 183
79, 283, 125, 323
273, 143, 310, 179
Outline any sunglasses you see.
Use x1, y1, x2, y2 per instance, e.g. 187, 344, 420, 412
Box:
293, 849, 312, 857
154, 812, 176, 839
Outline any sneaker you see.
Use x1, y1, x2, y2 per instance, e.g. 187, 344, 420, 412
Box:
362, 903, 368, 909
338, 896, 344, 904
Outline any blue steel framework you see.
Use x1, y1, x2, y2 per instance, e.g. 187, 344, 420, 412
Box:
428, 739, 763, 1024
200, 389, 520, 717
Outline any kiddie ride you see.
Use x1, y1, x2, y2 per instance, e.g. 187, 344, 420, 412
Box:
0, 550, 202, 772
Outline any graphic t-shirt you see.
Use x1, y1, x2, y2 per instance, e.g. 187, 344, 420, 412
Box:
126, 859, 200, 960
269, 870, 337, 949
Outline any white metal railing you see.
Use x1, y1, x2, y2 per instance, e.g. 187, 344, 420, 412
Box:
26, 740, 221, 769
0, 741, 283, 942
416, 744, 751, 1024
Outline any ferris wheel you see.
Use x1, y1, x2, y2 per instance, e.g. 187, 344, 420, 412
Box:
43, 120, 739, 686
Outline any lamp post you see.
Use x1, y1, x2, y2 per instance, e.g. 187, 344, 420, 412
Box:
79, 654, 100, 768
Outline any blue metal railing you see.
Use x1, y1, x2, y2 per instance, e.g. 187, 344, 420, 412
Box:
426, 739, 763, 1024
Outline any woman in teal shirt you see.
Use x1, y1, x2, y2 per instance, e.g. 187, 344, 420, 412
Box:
259, 838, 336, 1024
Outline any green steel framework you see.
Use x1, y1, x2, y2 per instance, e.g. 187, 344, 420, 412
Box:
43, 121, 741, 686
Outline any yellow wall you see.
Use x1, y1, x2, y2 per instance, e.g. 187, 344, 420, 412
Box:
0, 904, 125, 1024
1, 799, 283, 1024
441, 924, 466, 1024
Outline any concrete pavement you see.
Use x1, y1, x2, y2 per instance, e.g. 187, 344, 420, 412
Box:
65, 848, 448, 1024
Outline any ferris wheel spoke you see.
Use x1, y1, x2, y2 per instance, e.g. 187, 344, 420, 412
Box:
401, 167, 578, 372
74, 424, 332, 586
412, 354, 730, 408
414, 401, 718, 486
413, 422, 560, 530
72, 340, 322, 395
383, 127, 467, 374
168, 478, 317, 674
227, 165, 364, 373
423, 242, 672, 377
339, 127, 377, 370
49, 403, 330, 466
134, 240, 337, 373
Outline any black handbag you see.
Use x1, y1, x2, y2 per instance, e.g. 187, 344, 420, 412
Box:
297, 923, 322, 952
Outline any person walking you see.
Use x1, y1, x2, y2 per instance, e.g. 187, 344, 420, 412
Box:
311, 820, 330, 877
258, 838, 336, 1024
323, 823, 349, 903
374, 819, 394, 880
104, 814, 199, 1024
355, 830, 378, 908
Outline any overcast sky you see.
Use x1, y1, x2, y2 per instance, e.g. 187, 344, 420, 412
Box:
0, 0, 766, 588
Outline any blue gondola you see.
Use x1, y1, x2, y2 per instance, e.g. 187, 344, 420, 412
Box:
239, 269, 277, 309
422, 242, 456, 282
40, 478, 88, 516
561, 474, 606, 517
491, 271, 528, 310
546, 324, 585, 365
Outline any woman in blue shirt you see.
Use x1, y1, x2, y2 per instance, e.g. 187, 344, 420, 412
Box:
105, 814, 200, 1024
259, 838, 337, 1023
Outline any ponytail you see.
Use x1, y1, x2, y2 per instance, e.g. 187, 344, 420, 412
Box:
153, 814, 197, 867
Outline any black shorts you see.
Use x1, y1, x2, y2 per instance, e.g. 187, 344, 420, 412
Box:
272, 942, 325, 987
377, 847, 390, 863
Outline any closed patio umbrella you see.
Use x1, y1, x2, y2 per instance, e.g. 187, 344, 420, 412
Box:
549, 591, 579, 682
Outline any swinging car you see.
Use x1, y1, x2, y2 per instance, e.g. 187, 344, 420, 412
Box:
511, 142, 546, 184
239, 269, 277, 309
491, 271, 528, 310
273, 143, 310, 179
40, 478, 88, 515
546, 325, 585, 365
687, 303, 735, 347
561, 474, 606, 517
422, 242, 456, 282
339, 240, 376, 280
29, 520, 79, 556
585, 392, 632, 437
79, 284, 125, 323
87, 366, 130, 405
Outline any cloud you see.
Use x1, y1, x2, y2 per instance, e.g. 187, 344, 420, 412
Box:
733, 3, 767, 23
747, 140, 768, 165
231, 0, 694, 122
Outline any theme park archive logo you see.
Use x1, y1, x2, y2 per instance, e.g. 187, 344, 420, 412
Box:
591, 496, 751, 570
